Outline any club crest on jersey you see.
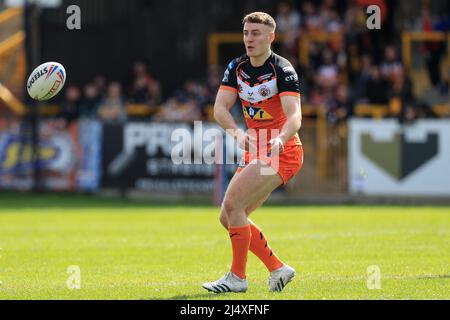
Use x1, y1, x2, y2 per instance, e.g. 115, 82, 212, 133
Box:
258, 85, 271, 97
243, 106, 273, 121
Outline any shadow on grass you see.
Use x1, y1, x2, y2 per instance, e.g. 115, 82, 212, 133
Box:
415, 274, 450, 280
145, 293, 219, 300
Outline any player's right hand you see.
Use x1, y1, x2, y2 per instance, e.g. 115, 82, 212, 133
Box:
235, 129, 257, 154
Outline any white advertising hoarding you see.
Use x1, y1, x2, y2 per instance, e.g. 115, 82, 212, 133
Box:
349, 118, 450, 196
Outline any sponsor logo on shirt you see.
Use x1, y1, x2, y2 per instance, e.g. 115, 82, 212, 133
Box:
285, 74, 298, 82
243, 106, 273, 121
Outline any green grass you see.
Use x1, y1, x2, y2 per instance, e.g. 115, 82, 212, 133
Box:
0, 194, 449, 300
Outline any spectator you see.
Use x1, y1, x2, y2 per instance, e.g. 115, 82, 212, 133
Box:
316, 48, 339, 91
146, 80, 162, 107
326, 84, 354, 124
173, 80, 208, 118
325, 10, 344, 33
302, 1, 320, 32
92, 74, 107, 98
318, 0, 343, 33
364, 66, 389, 104
130, 61, 156, 89
387, 69, 414, 120
129, 75, 150, 104
276, 1, 301, 55
97, 82, 127, 123
205, 64, 222, 103
79, 83, 101, 118
353, 54, 373, 102
308, 41, 323, 71
154, 97, 202, 122
61, 85, 81, 124
127, 61, 161, 106
344, 0, 367, 34
380, 45, 403, 83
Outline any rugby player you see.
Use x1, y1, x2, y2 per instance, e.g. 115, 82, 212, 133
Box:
202, 12, 303, 293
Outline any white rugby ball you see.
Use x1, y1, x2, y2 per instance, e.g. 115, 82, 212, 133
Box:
27, 62, 66, 101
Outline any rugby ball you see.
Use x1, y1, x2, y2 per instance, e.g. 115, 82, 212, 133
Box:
27, 62, 66, 101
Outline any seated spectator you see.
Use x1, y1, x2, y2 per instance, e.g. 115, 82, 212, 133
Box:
325, 10, 344, 33
205, 64, 222, 103
92, 74, 107, 98
153, 97, 202, 122
316, 49, 339, 91
276, 1, 301, 55
352, 54, 373, 102
364, 66, 389, 104
308, 42, 323, 71
306, 83, 326, 107
318, 0, 343, 33
97, 82, 127, 123
127, 61, 158, 97
129, 75, 150, 104
146, 80, 162, 107
344, 0, 367, 34
173, 80, 209, 119
326, 84, 354, 124
61, 84, 81, 124
333, 38, 347, 71
387, 69, 414, 118
302, 1, 321, 31
79, 83, 101, 118
380, 45, 403, 84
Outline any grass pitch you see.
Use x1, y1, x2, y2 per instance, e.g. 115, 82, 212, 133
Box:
0, 193, 448, 300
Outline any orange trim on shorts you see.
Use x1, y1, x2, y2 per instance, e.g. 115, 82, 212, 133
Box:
220, 85, 238, 93
279, 92, 301, 98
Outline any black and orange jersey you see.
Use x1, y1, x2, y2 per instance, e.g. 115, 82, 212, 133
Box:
220, 52, 301, 146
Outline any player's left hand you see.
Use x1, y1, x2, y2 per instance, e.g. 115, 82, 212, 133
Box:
268, 137, 284, 157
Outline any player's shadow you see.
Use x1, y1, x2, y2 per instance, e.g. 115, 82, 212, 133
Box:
146, 293, 221, 300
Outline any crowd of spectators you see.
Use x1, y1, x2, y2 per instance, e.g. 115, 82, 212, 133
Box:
274, 0, 449, 124
58, 62, 162, 124
56, 61, 222, 124
55, 0, 449, 126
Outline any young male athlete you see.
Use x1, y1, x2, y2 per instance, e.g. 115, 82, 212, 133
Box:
202, 12, 303, 293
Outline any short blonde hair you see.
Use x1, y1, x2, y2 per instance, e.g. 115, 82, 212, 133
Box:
242, 12, 276, 31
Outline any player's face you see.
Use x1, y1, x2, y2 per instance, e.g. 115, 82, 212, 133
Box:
243, 23, 274, 57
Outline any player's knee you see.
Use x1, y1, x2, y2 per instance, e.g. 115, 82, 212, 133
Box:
219, 212, 229, 229
219, 203, 230, 225
222, 197, 241, 216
